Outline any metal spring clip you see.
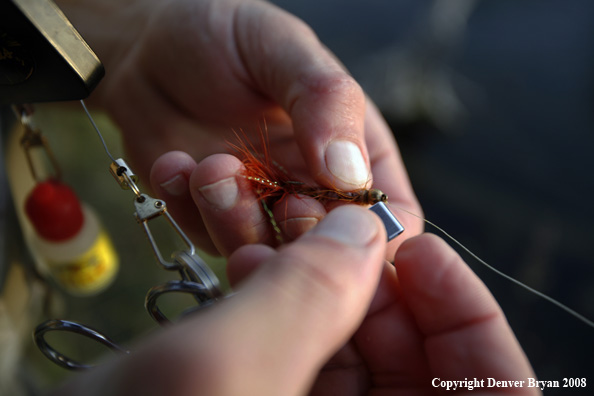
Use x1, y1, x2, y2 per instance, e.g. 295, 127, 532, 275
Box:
14, 104, 62, 181
110, 158, 224, 324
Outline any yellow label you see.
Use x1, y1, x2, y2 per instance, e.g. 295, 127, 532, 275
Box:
49, 231, 119, 296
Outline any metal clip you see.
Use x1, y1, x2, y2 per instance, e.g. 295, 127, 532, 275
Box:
18, 116, 62, 181
145, 251, 223, 324
369, 201, 405, 241
134, 194, 195, 270
110, 158, 140, 197
34, 320, 130, 371
132, 192, 225, 323
108, 159, 225, 324
145, 281, 216, 325
174, 250, 222, 297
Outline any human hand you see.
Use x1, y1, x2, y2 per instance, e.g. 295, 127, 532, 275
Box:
225, 213, 540, 395
54, 207, 537, 396
57, 0, 423, 257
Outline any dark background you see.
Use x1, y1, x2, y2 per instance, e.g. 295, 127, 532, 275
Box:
270, 0, 594, 392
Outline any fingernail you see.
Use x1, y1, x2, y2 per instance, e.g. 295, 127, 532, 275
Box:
279, 217, 320, 240
325, 140, 369, 188
198, 176, 239, 210
311, 206, 378, 247
160, 174, 188, 196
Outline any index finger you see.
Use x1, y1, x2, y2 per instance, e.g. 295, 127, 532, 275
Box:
234, 3, 422, 247
235, 2, 369, 190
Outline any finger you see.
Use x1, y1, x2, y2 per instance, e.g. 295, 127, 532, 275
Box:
234, 3, 370, 190
189, 153, 270, 256
149, 151, 218, 255
201, 206, 387, 395
350, 261, 432, 390
190, 154, 327, 256
364, 101, 424, 258
273, 195, 326, 242
395, 234, 537, 383
227, 198, 326, 286
82, 206, 387, 396
226, 243, 275, 286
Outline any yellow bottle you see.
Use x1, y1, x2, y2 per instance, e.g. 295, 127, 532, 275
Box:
25, 179, 118, 296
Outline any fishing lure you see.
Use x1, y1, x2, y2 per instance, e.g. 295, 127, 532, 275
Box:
228, 128, 392, 245
229, 130, 386, 206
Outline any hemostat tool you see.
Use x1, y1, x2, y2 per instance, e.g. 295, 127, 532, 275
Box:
34, 150, 226, 370
110, 159, 223, 324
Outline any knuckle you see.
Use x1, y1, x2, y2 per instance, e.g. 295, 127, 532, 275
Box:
302, 72, 364, 101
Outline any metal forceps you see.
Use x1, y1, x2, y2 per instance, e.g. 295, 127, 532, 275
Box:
34, 158, 226, 370
112, 158, 225, 324
34, 320, 130, 371
133, 191, 224, 324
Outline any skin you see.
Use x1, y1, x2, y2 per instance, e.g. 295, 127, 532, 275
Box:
52, 1, 539, 394
57, 0, 423, 258
55, 207, 539, 396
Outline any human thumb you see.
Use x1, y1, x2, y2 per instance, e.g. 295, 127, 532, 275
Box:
209, 205, 387, 395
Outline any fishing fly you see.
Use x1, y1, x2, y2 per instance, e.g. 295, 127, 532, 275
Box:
227, 126, 401, 244
230, 133, 389, 205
